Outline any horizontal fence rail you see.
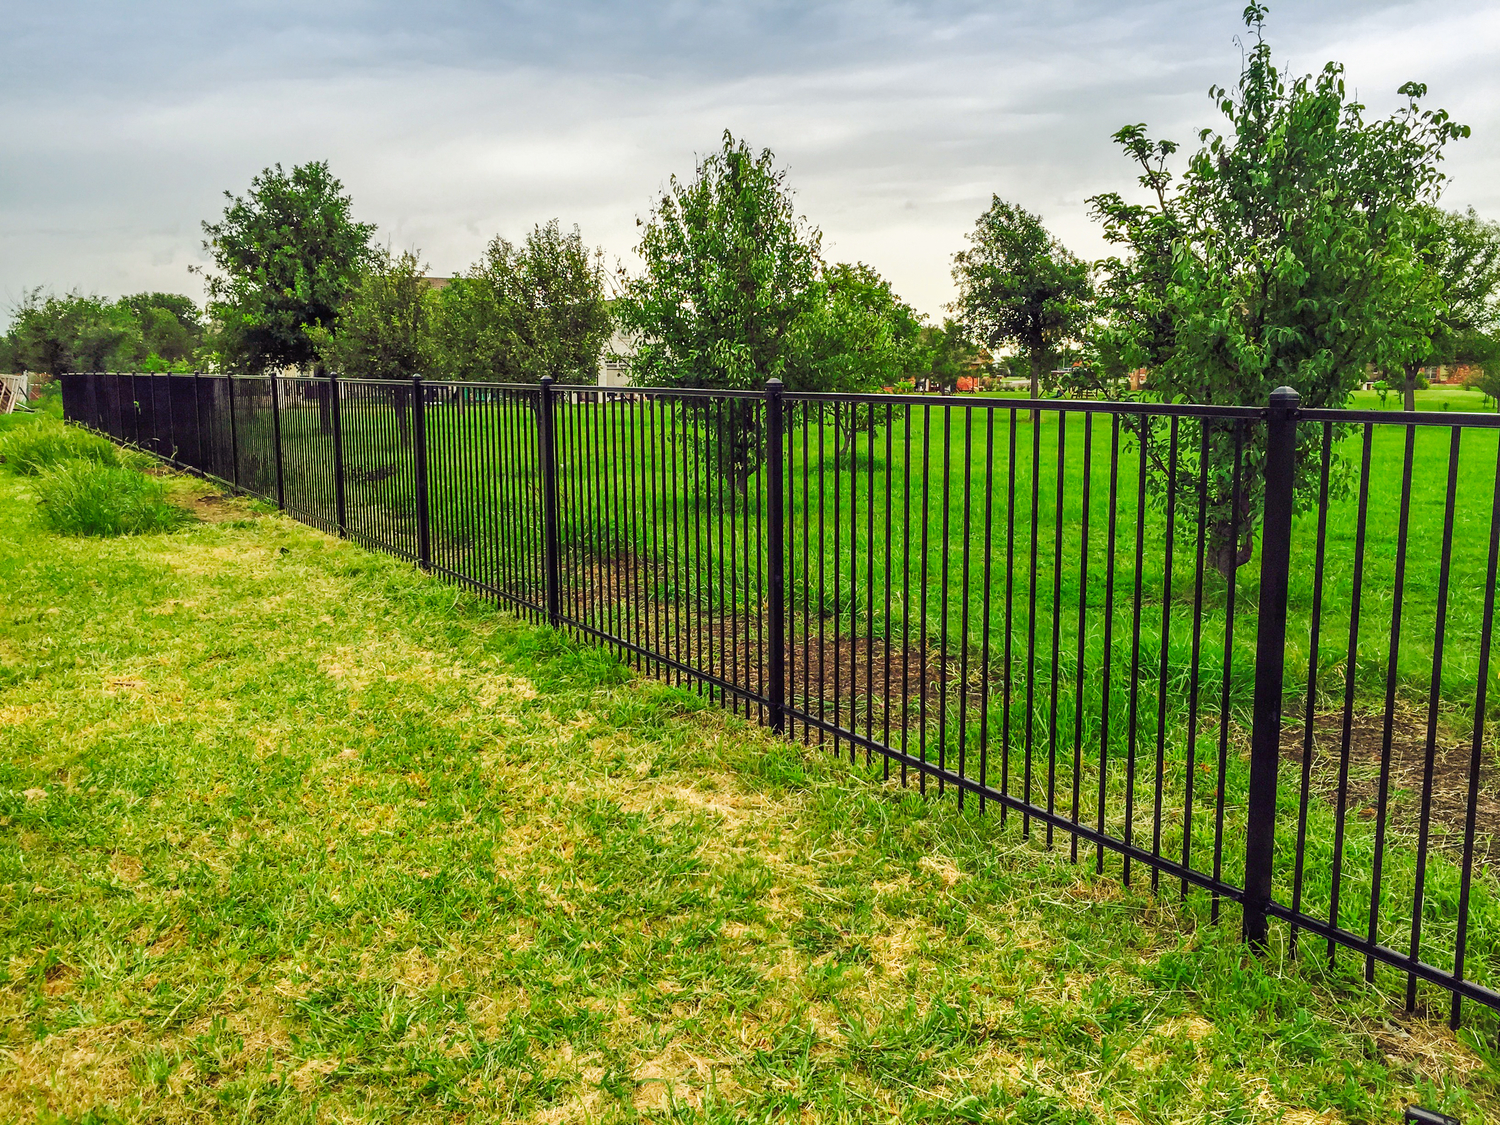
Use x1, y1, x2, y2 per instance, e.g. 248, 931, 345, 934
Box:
59, 370, 1500, 1029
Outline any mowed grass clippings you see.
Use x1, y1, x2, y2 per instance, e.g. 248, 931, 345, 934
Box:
0, 464, 1494, 1124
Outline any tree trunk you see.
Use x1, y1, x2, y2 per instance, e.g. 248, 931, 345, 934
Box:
315, 367, 333, 435
1211, 483, 1256, 580
391, 383, 412, 448
1403, 363, 1418, 413
1029, 353, 1041, 400
1212, 527, 1255, 581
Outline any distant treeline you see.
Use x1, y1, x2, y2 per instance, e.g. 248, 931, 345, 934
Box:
1, 291, 203, 376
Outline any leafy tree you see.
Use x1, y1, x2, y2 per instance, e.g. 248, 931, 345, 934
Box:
1075, 2, 1466, 574
307, 248, 435, 445
913, 320, 987, 392
792, 262, 927, 456
119, 293, 204, 367
952, 198, 1092, 399
199, 161, 375, 376
619, 131, 823, 393
1470, 362, 1500, 410
8, 290, 141, 375
310, 249, 433, 382
1392, 207, 1500, 409
617, 132, 825, 491
429, 220, 610, 385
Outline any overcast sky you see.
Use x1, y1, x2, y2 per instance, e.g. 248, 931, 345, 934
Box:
3, 0, 1497, 320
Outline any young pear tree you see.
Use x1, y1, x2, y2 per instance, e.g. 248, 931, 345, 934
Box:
428, 220, 610, 385
617, 131, 825, 491
1076, 2, 1466, 575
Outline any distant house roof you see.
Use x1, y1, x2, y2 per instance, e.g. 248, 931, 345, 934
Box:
423, 276, 455, 290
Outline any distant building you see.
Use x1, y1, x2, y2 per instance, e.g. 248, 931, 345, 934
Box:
1424, 363, 1483, 385
599, 328, 634, 388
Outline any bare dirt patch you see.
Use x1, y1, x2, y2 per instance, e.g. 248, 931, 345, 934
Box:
174, 491, 259, 523
1281, 711, 1500, 863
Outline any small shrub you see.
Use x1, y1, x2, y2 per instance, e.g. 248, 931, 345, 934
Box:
0, 421, 120, 475
34, 462, 191, 537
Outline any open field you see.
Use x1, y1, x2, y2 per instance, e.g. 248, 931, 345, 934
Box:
1, 427, 1498, 1122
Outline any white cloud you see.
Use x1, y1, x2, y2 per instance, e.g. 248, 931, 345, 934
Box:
1, 0, 1495, 320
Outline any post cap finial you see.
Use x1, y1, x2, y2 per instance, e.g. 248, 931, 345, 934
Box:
1270, 385, 1300, 405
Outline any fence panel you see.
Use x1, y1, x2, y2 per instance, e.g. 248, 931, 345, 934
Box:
336, 378, 420, 561
167, 376, 201, 470
423, 382, 548, 621
1271, 409, 1500, 1025
57, 370, 1500, 1026
548, 388, 774, 715
271, 376, 337, 532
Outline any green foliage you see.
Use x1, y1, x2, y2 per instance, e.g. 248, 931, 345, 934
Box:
119, 292, 204, 366
310, 248, 435, 381
200, 161, 376, 374
428, 220, 610, 384
952, 197, 1093, 397
1470, 365, 1500, 410
619, 134, 937, 484
914, 319, 988, 391
0, 419, 121, 475
793, 262, 929, 455
792, 262, 925, 392
4, 290, 205, 376
618, 130, 824, 393
33, 460, 190, 536
1392, 206, 1500, 407
8, 289, 141, 375
1078, 3, 1466, 572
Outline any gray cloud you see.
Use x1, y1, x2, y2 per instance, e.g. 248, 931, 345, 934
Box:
2, 0, 1496, 318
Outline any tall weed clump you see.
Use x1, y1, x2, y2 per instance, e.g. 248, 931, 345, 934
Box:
34, 461, 190, 537
0, 420, 120, 475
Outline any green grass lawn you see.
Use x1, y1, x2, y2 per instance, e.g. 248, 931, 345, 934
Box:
2, 415, 1498, 1123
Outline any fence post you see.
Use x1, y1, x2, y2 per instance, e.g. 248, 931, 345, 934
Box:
1244, 385, 1300, 948
765, 378, 787, 734
329, 371, 347, 535
537, 375, 563, 628
412, 375, 432, 571
226, 375, 241, 489
269, 372, 285, 510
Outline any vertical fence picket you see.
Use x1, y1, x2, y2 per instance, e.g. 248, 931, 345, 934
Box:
413, 375, 432, 571
538, 376, 563, 629
766, 378, 787, 735
329, 372, 347, 536
269, 373, 285, 510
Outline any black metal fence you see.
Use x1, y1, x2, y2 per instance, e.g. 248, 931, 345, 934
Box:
61, 370, 1500, 1028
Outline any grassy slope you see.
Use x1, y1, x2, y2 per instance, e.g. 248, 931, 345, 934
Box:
0, 453, 1496, 1123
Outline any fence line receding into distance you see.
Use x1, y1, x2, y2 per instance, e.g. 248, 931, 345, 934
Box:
61, 369, 1500, 1028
